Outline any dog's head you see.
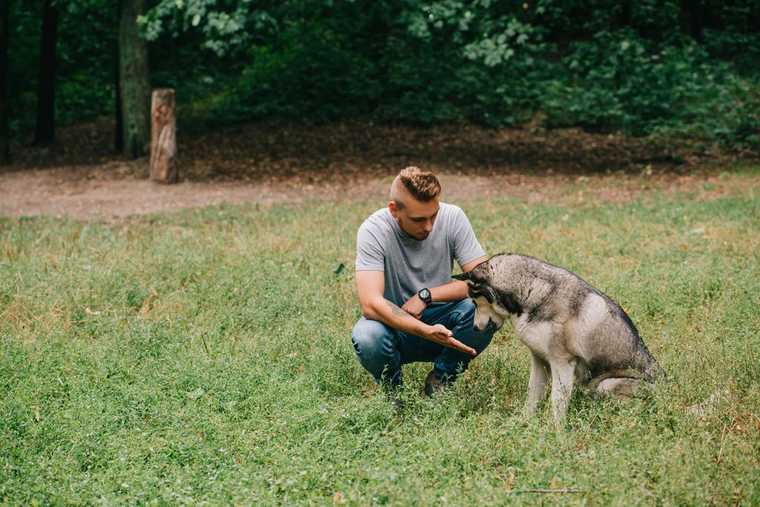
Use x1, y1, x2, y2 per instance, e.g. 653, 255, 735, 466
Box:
453, 261, 510, 331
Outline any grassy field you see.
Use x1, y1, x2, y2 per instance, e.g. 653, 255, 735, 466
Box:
1, 170, 759, 505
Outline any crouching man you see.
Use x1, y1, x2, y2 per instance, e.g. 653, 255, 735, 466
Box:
351, 166, 496, 398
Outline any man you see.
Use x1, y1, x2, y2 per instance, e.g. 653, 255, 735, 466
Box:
351, 166, 496, 398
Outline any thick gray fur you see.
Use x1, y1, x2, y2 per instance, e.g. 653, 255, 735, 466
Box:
454, 253, 664, 427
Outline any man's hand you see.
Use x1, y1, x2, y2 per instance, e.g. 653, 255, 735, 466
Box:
425, 324, 477, 357
401, 294, 427, 319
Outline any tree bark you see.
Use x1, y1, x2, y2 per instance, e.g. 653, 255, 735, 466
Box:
118, 0, 150, 158
618, 1, 632, 28
34, 0, 58, 146
114, 30, 123, 152
680, 0, 705, 43
703, 0, 723, 33
149, 88, 177, 184
0, 0, 10, 164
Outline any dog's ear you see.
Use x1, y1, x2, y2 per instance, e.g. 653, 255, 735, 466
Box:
452, 271, 471, 281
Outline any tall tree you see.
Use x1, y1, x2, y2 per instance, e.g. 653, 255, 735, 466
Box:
0, 0, 9, 164
118, 0, 150, 158
114, 37, 123, 152
681, 0, 705, 43
34, 0, 58, 145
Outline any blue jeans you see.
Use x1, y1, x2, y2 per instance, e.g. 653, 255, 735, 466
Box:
351, 299, 495, 386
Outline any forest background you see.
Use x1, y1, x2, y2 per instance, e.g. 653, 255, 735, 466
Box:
2, 0, 760, 167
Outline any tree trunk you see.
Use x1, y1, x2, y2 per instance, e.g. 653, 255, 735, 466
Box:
703, 0, 723, 33
118, 0, 150, 158
0, 0, 10, 164
618, 1, 632, 28
34, 0, 58, 146
680, 0, 705, 43
114, 35, 123, 152
149, 89, 177, 184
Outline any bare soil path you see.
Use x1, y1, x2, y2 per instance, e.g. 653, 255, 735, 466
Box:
1, 119, 756, 219
2, 163, 756, 220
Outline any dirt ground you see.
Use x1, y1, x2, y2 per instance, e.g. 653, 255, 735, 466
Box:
1, 119, 757, 219
3, 163, 756, 220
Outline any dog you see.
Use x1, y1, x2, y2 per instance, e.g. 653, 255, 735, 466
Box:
453, 253, 663, 426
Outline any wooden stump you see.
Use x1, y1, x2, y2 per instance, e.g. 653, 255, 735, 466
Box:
150, 88, 177, 184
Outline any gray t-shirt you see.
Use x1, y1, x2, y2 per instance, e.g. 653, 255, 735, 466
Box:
355, 202, 486, 306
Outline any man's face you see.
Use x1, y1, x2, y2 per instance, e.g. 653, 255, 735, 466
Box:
389, 197, 439, 241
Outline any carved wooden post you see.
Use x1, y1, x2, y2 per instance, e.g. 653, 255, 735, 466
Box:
150, 88, 177, 183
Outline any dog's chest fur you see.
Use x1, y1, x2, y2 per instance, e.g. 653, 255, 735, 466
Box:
512, 314, 555, 358
511, 291, 608, 362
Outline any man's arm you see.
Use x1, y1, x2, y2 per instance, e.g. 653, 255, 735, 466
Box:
356, 270, 476, 356
401, 255, 488, 317
430, 255, 488, 301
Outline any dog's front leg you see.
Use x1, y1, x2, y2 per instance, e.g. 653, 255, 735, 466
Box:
550, 358, 576, 429
525, 353, 549, 416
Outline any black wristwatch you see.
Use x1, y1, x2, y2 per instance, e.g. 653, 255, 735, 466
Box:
418, 287, 432, 305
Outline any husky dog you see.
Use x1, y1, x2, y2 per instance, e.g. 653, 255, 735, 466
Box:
453, 254, 663, 426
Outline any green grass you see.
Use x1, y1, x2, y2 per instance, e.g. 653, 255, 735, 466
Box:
1, 171, 759, 505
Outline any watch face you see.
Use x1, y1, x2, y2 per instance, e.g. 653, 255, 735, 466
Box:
419, 288, 431, 302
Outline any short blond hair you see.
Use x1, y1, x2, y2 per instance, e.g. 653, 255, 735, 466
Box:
391, 167, 441, 207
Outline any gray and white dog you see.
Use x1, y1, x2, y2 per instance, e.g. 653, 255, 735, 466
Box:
453, 253, 663, 426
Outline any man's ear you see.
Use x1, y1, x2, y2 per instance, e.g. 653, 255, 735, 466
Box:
388, 200, 399, 219
452, 272, 470, 281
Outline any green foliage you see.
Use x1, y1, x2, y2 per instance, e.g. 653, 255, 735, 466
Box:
149, 0, 759, 146
232, 23, 381, 121
5, 0, 115, 136
140, 0, 279, 57
542, 32, 744, 134
1, 170, 760, 503
218, 1, 549, 126
4, 0, 760, 149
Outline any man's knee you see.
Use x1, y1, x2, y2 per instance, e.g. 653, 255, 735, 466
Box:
351, 318, 400, 382
351, 318, 395, 361
448, 298, 478, 331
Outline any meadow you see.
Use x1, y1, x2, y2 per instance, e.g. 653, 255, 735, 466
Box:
1, 170, 759, 505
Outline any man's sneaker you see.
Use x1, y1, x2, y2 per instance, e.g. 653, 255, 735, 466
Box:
423, 369, 454, 397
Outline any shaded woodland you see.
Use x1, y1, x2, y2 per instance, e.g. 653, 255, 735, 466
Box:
1, 0, 759, 168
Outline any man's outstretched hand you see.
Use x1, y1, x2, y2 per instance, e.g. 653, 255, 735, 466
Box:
425, 324, 477, 357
